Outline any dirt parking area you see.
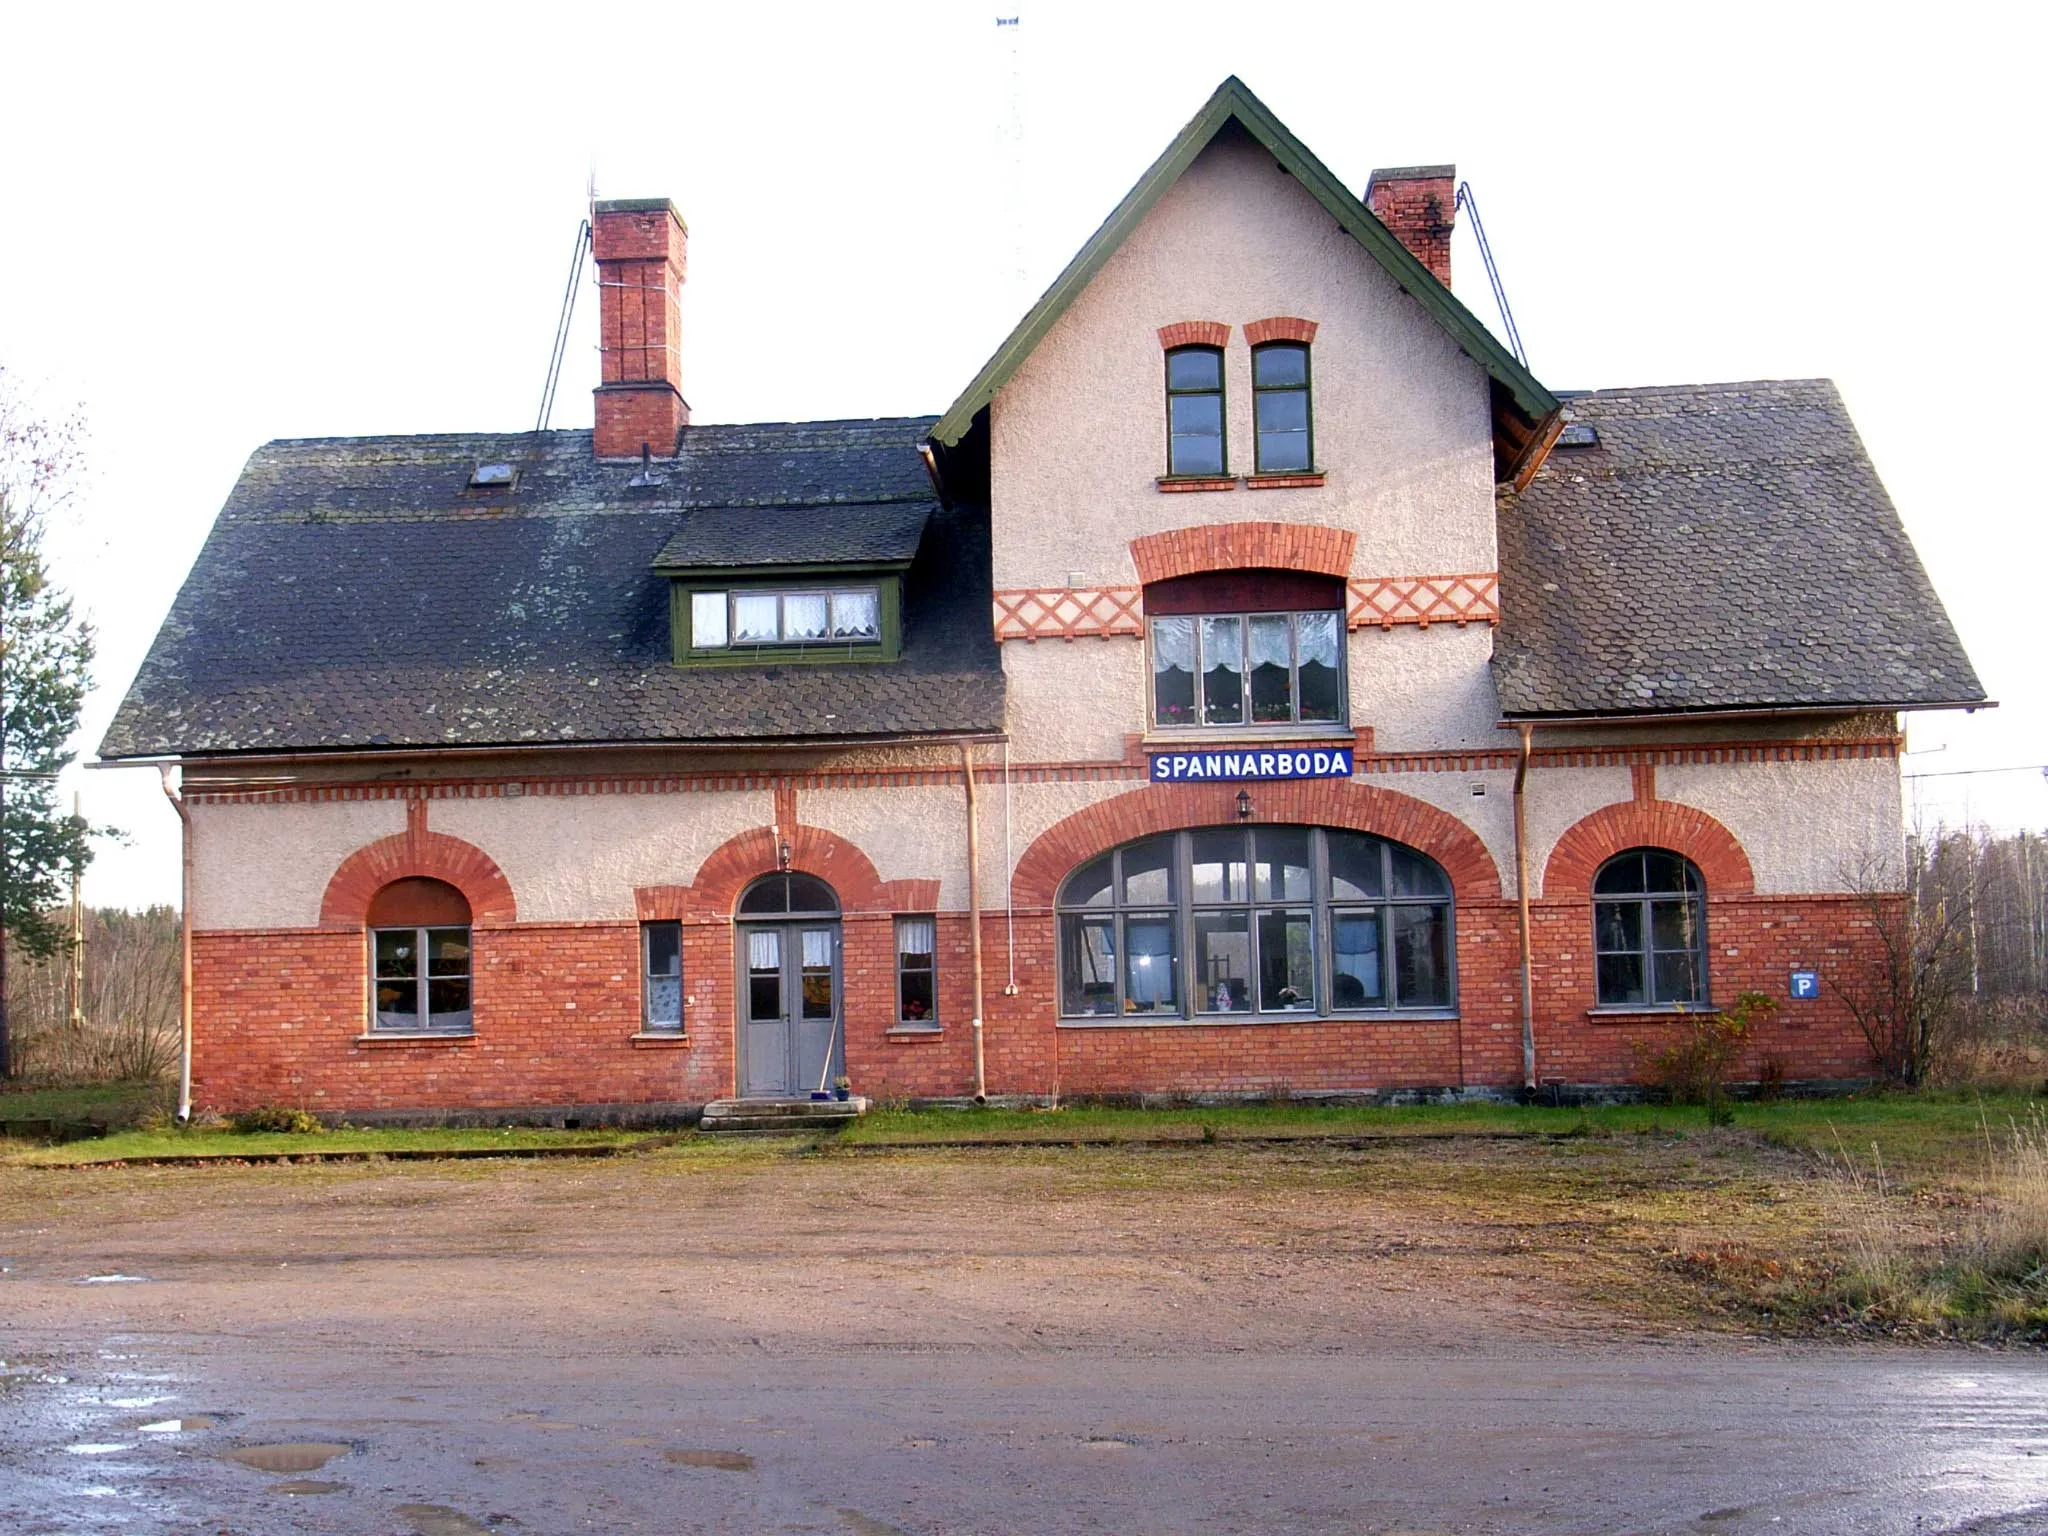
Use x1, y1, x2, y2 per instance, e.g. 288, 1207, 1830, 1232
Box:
4, 1136, 2047, 1534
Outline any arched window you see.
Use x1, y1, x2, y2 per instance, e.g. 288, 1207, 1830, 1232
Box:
1593, 849, 1707, 1007
1056, 826, 1453, 1019
368, 878, 473, 1034
1165, 345, 1226, 477
737, 873, 840, 917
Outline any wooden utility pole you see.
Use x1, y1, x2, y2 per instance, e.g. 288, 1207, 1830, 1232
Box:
67, 790, 83, 1030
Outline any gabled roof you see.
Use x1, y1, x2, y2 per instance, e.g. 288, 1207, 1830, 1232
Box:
929, 75, 1561, 478
99, 419, 1005, 758
1494, 380, 1988, 719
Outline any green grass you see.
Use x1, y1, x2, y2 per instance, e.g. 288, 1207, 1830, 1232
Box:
0, 1079, 164, 1129
6, 1124, 661, 1167
841, 1093, 2046, 1179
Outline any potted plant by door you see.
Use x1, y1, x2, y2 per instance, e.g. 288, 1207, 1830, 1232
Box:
832, 1076, 852, 1103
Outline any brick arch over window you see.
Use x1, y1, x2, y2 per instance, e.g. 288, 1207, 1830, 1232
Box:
319, 832, 517, 930
681, 825, 940, 921
1157, 320, 1230, 350
1130, 521, 1356, 585
1543, 801, 1755, 899
1245, 315, 1318, 346
1013, 780, 1502, 909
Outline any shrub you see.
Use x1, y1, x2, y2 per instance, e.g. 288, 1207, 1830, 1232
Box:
1642, 991, 1777, 1124
228, 1105, 324, 1135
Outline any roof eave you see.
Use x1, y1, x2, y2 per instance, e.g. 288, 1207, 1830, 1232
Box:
1496, 698, 1996, 728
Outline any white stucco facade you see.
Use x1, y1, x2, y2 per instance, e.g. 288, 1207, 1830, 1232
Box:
988, 132, 1495, 591
190, 798, 406, 930
430, 789, 772, 923
1660, 757, 1904, 895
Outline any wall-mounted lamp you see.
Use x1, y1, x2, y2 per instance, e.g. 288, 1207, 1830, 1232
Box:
1236, 789, 1253, 821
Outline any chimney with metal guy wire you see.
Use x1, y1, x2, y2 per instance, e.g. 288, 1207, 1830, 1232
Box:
592, 198, 689, 459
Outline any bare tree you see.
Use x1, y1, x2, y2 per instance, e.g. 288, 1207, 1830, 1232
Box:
1832, 840, 1978, 1087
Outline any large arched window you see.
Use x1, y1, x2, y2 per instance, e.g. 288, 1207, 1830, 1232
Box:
1056, 826, 1453, 1020
1593, 848, 1707, 1007
368, 877, 473, 1034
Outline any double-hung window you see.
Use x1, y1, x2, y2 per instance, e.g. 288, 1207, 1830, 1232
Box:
895, 917, 938, 1027
642, 921, 683, 1032
372, 927, 473, 1034
1252, 342, 1312, 473
1150, 609, 1344, 728
1165, 345, 1226, 477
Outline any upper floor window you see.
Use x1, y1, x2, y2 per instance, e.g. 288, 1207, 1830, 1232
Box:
1252, 343, 1313, 473
689, 586, 881, 650
1150, 609, 1343, 729
1165, 345, 1226, 477
1593, 848, 1708, 1007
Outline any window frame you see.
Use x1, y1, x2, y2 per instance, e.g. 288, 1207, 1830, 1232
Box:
369, 924, 474, 1036
1251, 341, 1314, 474
1054, 826, 1455, 1023
893, 915, 939, 1029
1164, 344, 1227, 478
641, 919, 684, 1033
1591, 848, 1710, 1009
670, 574, 903, 666
1148, 608, 1347, 730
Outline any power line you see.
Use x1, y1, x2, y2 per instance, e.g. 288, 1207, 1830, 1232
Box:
1903, 764, 2048, 780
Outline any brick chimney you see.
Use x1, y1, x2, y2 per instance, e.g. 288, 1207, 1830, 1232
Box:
592, 198, 689, 459
1365, 165, 1455, 289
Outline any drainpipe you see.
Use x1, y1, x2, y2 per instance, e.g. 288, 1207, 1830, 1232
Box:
1512, 723, 1537, 1091
158, 764, 194, 1123
961, 742, 988, 1103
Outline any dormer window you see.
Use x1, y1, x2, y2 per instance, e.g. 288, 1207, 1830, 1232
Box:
1165, 345, 1226, 477
672, 578, 899, 663
1252, 342, 1312, 473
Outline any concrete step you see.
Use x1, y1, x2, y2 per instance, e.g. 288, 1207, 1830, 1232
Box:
698, 1096, 869, 1135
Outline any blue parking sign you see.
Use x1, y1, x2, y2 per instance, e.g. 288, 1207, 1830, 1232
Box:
1789, 969, 1819, 1000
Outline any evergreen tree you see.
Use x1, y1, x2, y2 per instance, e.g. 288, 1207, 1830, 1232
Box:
1, 368, 92, 1076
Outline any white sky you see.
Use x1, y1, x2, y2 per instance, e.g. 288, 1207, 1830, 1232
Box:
2, 0, 2042, 910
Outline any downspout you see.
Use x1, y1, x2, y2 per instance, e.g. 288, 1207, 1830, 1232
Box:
961, 743, 988, 1103
158, 764, 194, 1123
1512, 723, 1537, 1091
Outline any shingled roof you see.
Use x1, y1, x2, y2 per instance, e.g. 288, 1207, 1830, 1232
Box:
99, 417, 1004, 758
1493, 380, 1986, 719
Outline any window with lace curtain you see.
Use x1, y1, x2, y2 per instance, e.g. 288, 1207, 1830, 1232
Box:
895, 916, 938, 1028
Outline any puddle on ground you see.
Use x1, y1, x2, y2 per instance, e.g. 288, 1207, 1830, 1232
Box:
900, 1437, 938, 1449
838, 1511, 913, 1536
66, 1443, 134, 1455
140, 1416, 216, 1433
224, 1441, 353, 1473
1080, 1437, 1136, 1451
275, 1479, 347, 1496
80, 1274, 152, 1284
106, 1395, 171, 1408
663, 1448, 755, 1471
395, 1503, 496, 1535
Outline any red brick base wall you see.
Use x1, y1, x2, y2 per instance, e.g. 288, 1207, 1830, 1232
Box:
190, 890, 1880, 1116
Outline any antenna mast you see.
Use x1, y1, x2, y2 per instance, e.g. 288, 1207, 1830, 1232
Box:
1455, 182, 1528, 368
995, 12, 1026, 316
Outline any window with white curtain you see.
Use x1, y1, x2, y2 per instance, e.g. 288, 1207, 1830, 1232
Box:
896, 916, 937, 1026
642, 921, 683, 1032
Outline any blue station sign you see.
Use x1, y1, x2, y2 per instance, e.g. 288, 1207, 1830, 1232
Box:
1150, 747, 1355, 783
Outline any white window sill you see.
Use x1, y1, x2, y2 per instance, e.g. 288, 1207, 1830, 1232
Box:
355, 1031, 477, 1047
630, 1031, 690, 1047
886, 1024, 944, 1039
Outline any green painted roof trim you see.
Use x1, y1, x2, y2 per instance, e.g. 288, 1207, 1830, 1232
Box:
929, 75, 1559, 454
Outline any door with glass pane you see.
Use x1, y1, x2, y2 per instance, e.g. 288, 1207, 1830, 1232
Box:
738, 921, 842, 1096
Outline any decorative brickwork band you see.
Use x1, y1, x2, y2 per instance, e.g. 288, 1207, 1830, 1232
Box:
1012, 779, 1503, 909
1157, 320, 1231, 350
1244, 316, 1319, 347
1129, 522, 1357, 584
320, 832, 518, 930
1542, 800, 1756, 900
993, 586, 1144, 642
1347, 573, 1499, 629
